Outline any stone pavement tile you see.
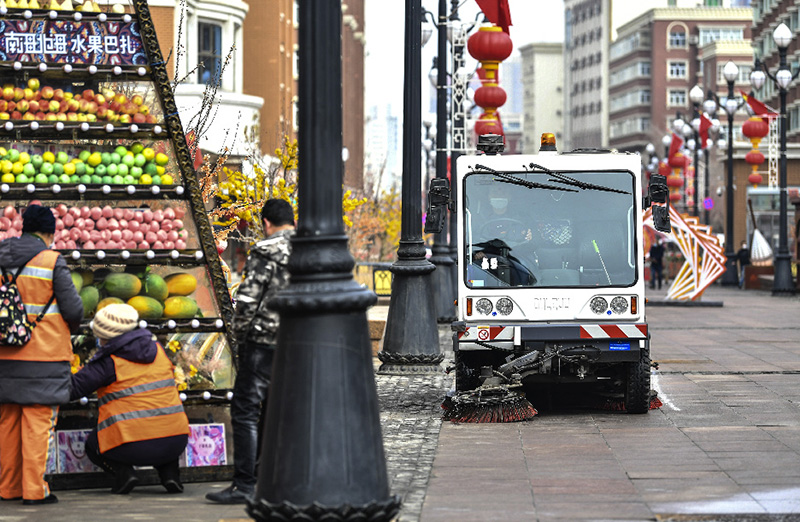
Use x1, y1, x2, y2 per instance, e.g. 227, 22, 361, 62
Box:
421, 504, 538, 522
633, 477, 750, 503
534, 500, 654, 520
428, 464, 530, 480
649, 496, 767, 515
756, 500, 800, 513
726, 472, 800, 486
680, 426, 777, 442
749, 487, 800, 501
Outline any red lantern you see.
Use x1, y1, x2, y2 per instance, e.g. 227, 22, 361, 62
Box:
669, 192, 682, 202
666, 175, 684, 188
668, 152, 687, 169
748, 173, 764, 186
742, 116, 769, 141
474, 114, 504, 137
745, 150, 765, 165
468, 26, 513, 64
474, 86, 507, 110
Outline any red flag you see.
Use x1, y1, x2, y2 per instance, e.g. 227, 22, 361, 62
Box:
475, 0, 512, 33
699, 114, 713, 149
185, 129, 203, 170
741, 90, 778, 121
668, 132, 684, 161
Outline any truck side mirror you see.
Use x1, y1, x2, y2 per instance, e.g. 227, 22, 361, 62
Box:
645, 174, 671, 233
424, 178, 451, 234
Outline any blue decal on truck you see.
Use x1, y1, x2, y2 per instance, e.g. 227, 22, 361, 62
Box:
609, 342, 630, 351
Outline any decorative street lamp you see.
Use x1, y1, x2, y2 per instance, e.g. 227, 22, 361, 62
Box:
752, 23, 797, 295
249, 1, 400, 520
689, 84, 705, 218
426, 0, 456, 322
379, 0, 443, 373
703, 94, 720, 225
719, 60, 745, 286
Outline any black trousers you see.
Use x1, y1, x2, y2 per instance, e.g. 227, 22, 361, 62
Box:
85, 429, 187, 480
230, 341, 274, 493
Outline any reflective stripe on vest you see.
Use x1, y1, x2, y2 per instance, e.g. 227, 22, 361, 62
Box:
98, 404, 185, 432
0, 250, 71, 361
97, 378, 176, 407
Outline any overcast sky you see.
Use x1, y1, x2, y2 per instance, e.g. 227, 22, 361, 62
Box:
364, 0, 565, 112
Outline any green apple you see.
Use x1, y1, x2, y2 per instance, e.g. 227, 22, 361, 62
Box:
123, 175, 135, 185
6, 149, 20, 162
112, 175, 123, 184
56, 151, 69, 164
117, 164, 129, 176
50, 175, 61, 184
130, 166, 142, 178
106, 164, 118, 177
85, 166, 94, 176
23, 163, 36, 177
95, 164, 107, 177
133, 153, 146, 167
34, 173, 48, 184
74, 163, 86, 176
114, 145, 128, 157
144, 163, 158, 176
110, 152, 121, 165
52, 163, 64, 176
78, 150, 91, 162
100, 152, 111, 165
101, 176, 112, 185
79, 175, 91, 184
15, 174, 28, 183
40, 163, 54, 176
91, 175, 102, 184
122, 153, 135, 167
151, 175, 162, 185
69, 175, 79, 184
31, 154, 43, 169
130, 142, 144, 154
58, 174, 71, 184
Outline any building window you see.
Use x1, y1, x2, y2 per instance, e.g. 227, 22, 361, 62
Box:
669, 61, 687, 78
668, 89, 687, 106
669, 30, 686, 47
699, 27, 744, 45
198, 22, 222, 85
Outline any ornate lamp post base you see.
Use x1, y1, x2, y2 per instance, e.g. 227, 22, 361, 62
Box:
250, 492, 401, 522
772, 253, 796, 295
430, 250, 457, 323
378, 261, 443, 374
721, 257, 739, 286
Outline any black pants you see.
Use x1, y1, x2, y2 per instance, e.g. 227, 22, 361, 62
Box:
230, 341, 274, 493
85, 429, 187, 481
650, 262, 663, 289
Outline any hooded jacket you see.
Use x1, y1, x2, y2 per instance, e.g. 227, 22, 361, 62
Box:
0, 234, 83, 405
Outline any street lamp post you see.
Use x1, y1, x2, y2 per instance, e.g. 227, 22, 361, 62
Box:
703, 94, 720, 225
751, 23, 797, 295
379, 0, 443, 373
690, 84, 704, 218
427, 0, 456, 323
249, 2, 400, 519
719, 61, 744, 286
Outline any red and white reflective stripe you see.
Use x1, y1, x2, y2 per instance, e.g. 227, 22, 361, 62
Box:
458, 326, 511, 340
580, 324, 647, 339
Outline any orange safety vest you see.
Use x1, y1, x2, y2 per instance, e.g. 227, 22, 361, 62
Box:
0, 250, 71, 362
96, 344, 189, 453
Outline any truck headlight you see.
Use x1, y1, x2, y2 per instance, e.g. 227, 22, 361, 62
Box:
475, 298, 493, 315
589, 296, 608, 314
610, 296, 628, 314
496, 297, 513, 315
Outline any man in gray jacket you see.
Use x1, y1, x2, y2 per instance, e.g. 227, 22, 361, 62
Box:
0, 204, 82, 505
206, 198, 294, 505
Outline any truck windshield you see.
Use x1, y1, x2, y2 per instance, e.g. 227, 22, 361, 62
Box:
464, 171, 637, 288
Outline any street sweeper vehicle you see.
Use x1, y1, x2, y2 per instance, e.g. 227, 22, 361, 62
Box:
425, 134, 671, 420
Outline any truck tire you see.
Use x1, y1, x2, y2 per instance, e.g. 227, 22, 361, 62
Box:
624, 346, 650, 414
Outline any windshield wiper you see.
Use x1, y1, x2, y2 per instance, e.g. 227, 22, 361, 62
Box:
472, 164, 577, 192
524, 162, 630, 195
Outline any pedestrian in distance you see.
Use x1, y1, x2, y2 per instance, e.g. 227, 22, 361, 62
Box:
648, 238, 665, 290
206, 198, 295, 505
70, 303, 189, 495
737, 240, 751, 289
0, 204, 83, 505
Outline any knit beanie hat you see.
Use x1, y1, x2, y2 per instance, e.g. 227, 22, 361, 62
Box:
92, 303, 139, 340
22, 204, 56, 234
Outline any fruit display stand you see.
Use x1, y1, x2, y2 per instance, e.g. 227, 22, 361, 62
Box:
0, 1, 236, 487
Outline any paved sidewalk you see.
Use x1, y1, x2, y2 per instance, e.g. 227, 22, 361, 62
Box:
3, 285, 799, 521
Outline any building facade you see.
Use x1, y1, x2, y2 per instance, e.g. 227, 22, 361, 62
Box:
608, 7, 753, 154
519, 43, 564, 153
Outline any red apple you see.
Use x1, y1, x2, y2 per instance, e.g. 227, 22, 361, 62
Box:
131, 94, 144, 106
102, 88, 115, 100
118, 114, 132, 124
56, 113, 67, 121
2, 87, 15, 101
27, 78, 40, 91
132, 113, 146, 124
12, 88, 23, 101
109, 100, 121, 112
81, 89, 95, 102
41, 86, 54, 100
78, 99, 90, 113
96, 106, 108, 119
22, 113, 35, 121
45, 113, 57, 121
52, 88, 64, 101
138, 105, 150, 115
67, 99, 80, 112
66, 112, 78, 122
94, 94, 106, 105
48, 100, 60, 113
34, 112, 46, 120
58, 100, 69, 113
16, 99, 28, 113
87, 101, 98, 114
28, 100, 40, 113
10, 110, 21, 120
144, 114, 157, 124
23, 88, 34, 101
122, 102, 137, 115
0, 100, 7, 112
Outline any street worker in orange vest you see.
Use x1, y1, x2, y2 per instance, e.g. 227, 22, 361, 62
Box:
0, 204, 83, 505
70, 304, 190, 495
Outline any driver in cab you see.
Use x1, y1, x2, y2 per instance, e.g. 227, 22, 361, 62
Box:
471, 182, 536, 286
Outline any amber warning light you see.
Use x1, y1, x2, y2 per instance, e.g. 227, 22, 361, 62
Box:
540, 133, 557, 152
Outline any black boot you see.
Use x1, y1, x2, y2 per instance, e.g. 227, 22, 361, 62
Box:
111, 464, 139, 494
156, 460, 183, 494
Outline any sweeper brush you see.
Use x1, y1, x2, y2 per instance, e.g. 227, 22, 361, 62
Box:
441, 374, 537, 423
